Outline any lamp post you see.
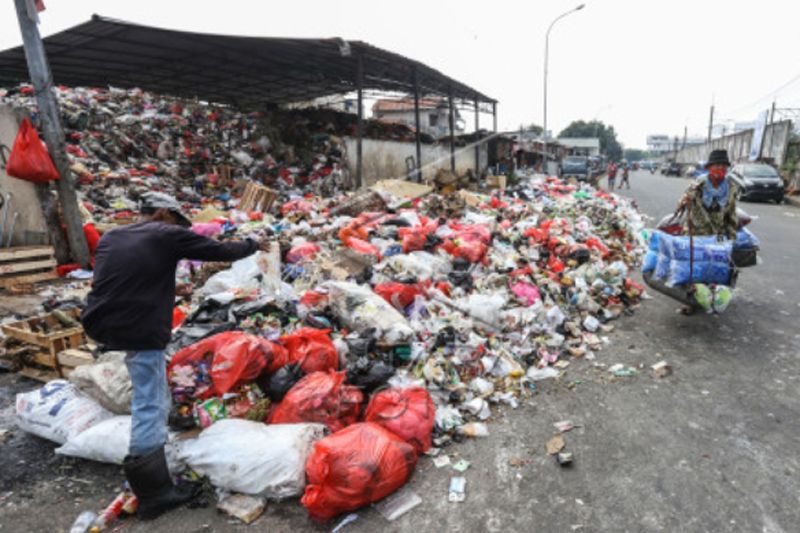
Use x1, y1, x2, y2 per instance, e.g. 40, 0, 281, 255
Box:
543, 3, 585, 174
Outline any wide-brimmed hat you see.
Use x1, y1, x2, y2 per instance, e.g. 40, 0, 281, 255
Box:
140, 192, 192, 227
705, 149, 731, 168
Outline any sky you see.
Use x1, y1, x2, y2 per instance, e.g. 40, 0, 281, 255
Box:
1, 0, 799, 149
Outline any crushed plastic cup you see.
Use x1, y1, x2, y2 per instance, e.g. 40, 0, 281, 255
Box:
448, 476, 467, 503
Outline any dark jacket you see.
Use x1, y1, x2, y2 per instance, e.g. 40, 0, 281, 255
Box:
81, 221, 258, 350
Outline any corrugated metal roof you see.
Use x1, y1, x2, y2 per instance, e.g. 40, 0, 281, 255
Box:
0, 15, 495, 107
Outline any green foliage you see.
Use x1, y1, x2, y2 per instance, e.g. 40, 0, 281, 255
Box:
519, 124, 544, 135
559, 120, 623, 160
623, 149, 651, 162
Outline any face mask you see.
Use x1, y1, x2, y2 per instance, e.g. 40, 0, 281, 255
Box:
708, 165, 727, 186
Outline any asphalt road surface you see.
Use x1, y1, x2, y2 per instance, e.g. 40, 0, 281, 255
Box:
1, 170, 799, 532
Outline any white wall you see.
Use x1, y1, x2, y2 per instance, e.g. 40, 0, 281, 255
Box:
343, 137, 489, 185
0, 105, 49, 246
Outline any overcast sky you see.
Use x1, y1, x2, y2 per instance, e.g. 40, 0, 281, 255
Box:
1, 0, 799, 148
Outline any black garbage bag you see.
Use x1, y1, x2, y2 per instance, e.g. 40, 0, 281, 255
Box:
448, 270, 474, 290
346, 330, 377, 358
346, 357, 395, 394
261, 363, 304, 402
165, 322, 236, 358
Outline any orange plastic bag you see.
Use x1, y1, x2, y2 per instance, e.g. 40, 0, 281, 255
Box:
363, 386, 435, 454
301, 422, 418, 521
269, 370, 362, 432
343, 237, 381, 262
169, 332, 287, 398
6, 118, 60, 183
279, 327, 339, 373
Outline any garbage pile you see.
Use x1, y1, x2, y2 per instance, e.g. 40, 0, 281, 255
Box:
12, 172, 648, 524
0, 85, 433, 225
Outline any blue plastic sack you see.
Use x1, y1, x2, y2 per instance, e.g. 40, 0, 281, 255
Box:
667, 260, 710, 287
707, 243, 732, 264
734, 228, 759, 249
648, 230, 662, 252
670, 236, 714, 261
707, 262, 732, 285
642, 250, 658, 273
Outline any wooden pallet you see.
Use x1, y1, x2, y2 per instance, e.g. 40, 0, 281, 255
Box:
239, 182, 278, 212
1, 309, 85, 378
0, 246, 58, 289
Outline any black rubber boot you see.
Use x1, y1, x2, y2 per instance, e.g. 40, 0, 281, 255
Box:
123, 447, 195, 520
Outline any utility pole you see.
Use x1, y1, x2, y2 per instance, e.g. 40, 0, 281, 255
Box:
707, 105, 714, 142
14, 0, 90, 267
682, 126, 687, 150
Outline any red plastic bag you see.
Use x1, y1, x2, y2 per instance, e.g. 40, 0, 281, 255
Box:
169, 332, 287, 398
269, 370, 362, 432
6, 118, 60, 183
442, 239, 488, 263
279, 327, 339, 373
301, 422, 418, 521
286, 242, 320, 263
373, 282, 426, 310
280, 199, 314, 216
363, 386, 435, 454
343, 237, 381, 263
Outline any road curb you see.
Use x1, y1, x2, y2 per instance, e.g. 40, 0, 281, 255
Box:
786, 195, 800, 208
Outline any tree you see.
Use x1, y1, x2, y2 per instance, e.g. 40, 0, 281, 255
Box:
558, 120, 623, 161
623, 149, 648, 162
519, 123, 543, 135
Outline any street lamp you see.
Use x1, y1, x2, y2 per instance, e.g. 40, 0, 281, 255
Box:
542, 3, 585, 174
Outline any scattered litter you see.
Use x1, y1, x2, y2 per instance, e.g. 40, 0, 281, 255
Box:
217, 493, 266, 524
651, 361, 673, 378
459, 422, 489, 438
452, 459, 471, 473
331, 513, 360, 533
556, 451, 574, 466
448, 476, 467, 503
554, 420, 575, 433
433, 455, 452, 468
546, 434, 566, 455
373, 487, 422, 521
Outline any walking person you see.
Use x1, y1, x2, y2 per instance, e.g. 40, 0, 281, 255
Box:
620, 160, 631, 189
81, 192, 271, 520
606, 161, 618, 190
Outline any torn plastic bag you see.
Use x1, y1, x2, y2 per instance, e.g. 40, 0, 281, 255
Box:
177, 419, 326, 498
269, 370, 363, 433
345, 356, 394, 393
373, 282, 427, 310
301, 422, 418, 521
322, 281, 414, 345
455, 293, 506, 328
363, 386, 435, 454
381, 251, 452, 281
279, 327, 339, 374
286, 242, 320, 264
15, 380, 113, 445
169, 332, 287, 398
263, 363, 304, 402
68, 354, 132, 414
6, 118, 60, 183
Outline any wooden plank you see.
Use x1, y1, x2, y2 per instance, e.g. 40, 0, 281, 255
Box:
57, 349, 94, 368
31, 351, 57, 368
0, 246, 55, 262
0, 271, 59, 289
18, 366, 59, 383
0, 259, 57, 275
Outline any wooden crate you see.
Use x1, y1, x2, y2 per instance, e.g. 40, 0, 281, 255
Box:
1, 309, 85, 377
239, 182, 278, 212
0, 246, 58, 289
18, 348, 94, 382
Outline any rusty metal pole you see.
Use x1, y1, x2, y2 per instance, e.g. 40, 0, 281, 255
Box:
413, 67, 422, 182
474, 95, 480, 177
355, 54, 364, 189
14, 0, 89, 266
448, 88, 455, 172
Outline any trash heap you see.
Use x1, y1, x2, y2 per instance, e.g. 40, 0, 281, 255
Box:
0, 85, 432, 225
12, 173, 648, 524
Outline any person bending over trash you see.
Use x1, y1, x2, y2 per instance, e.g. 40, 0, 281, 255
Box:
81, 192, 270, 520
677, 149, 738, 240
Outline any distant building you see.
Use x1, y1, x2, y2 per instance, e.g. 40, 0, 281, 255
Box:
557, 137, 601, 157
647, 134, 704, 155
372, 98, 464, 138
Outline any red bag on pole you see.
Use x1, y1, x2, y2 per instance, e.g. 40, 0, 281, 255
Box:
6, 118, 60, 183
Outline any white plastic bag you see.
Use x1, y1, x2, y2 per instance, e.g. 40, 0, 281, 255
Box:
15, 380, 112, 444
69, 356, 132, 414
381, 251, 451, 280
56, 416, 182, 470
322, 281, 414, 344
176, 420, 326, 498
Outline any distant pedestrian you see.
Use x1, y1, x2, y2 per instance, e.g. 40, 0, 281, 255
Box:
606, 162, 618, 190
620, 161, 631, 189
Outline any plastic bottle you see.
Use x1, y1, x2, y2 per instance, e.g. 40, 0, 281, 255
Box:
68, 511, 97, 533
89, 491, 135, 532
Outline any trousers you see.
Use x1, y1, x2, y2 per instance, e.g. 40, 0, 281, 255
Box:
125, 350, 169, 456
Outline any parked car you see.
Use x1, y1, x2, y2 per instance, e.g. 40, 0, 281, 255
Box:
728, 163, 784, 203
661, 162, 681, 176
559, 156, 590, 182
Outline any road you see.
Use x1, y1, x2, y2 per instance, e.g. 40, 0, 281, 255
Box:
2, 170, 799, 532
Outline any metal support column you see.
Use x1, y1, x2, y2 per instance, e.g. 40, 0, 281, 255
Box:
474, 95, 480, 177
413, 67, 422, 182
14, 0, 89, 266
355, 54, 364, 189
492, 102, 497, 133
448, 88, 456, 172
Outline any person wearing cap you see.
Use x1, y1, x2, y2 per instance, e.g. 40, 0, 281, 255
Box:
81, 192, 270, 520
677, 149, 738, 240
